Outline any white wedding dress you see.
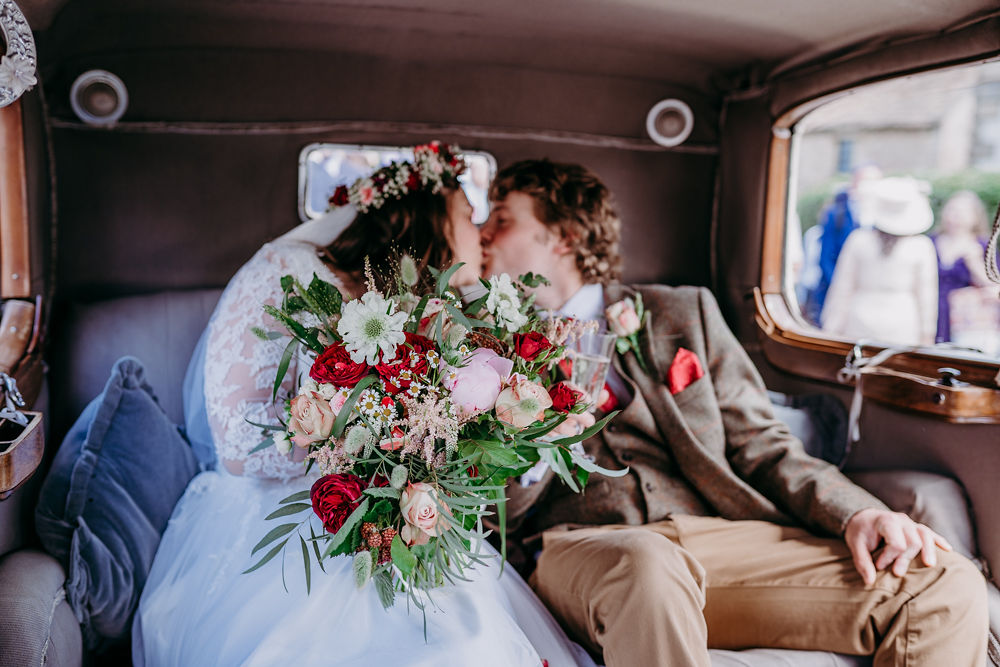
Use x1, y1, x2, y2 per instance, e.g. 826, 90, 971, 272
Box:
133, 232, 596, 667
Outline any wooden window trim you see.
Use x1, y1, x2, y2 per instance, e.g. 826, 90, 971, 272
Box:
756, 94, 1000, 422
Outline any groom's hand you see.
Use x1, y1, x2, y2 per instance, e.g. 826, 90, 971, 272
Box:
844, 508, 952, 585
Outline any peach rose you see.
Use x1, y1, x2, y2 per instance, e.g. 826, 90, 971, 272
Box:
495, 379, 553, 429
606, 298, 641, 336
288, 390, 336, 448
399, 482, 450, 546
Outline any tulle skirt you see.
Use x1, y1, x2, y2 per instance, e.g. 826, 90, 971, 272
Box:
134, 471, 595, 667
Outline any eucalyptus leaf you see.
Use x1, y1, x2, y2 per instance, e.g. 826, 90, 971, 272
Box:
251, 523, 297, 556
548, 410, 620, 447
242, 540, 287, 574
248, 436, 274, 455
265, 503, 312, 520
300, 535, 312, 594
435, 263, 464, 295
331, 375, 377, 438
539, 446, 579, 492
279, 489, 312, 504
272, 337, 298, 402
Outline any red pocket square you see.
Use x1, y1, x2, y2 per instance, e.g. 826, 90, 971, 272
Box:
667, 347, 704, 395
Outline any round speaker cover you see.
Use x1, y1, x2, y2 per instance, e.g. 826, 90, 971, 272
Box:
646, 99, 694, 148
70, 70, 128, 126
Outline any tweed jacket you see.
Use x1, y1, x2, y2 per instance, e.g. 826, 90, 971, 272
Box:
504, 283, 887, 549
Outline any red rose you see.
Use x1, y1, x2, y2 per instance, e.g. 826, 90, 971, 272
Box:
376, 332, 437, 395
406, 171, 421, 191
514, 332, 552, 361
548, 382, 583, 413
329, 185, 350, 208
310, 343, 370, 387
311, 473, 365, 534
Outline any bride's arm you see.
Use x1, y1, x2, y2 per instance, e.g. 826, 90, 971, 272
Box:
203, 242, 317, 479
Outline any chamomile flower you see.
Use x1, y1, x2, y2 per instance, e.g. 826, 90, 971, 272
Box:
357, 389, 380, 415
338, 292, 408, 364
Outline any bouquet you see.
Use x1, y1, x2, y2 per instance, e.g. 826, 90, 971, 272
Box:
245, 258, 624, 609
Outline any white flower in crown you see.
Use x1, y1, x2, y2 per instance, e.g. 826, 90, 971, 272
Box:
485, 273, 528, 331
329, 142, 466, 213
337, 291, 409, 364
0, 55, 37, 96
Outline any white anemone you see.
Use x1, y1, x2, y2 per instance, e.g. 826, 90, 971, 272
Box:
337, 291, 408, 364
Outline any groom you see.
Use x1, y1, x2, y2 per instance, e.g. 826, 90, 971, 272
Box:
479, 159, 988, 666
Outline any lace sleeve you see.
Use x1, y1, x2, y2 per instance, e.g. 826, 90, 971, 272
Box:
203, 240, 340, 479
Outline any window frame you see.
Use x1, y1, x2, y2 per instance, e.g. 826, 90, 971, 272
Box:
756, 69, 1000, 421
296, 142, 498, 224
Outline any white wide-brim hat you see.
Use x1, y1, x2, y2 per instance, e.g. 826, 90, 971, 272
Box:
856, 176, 934, 236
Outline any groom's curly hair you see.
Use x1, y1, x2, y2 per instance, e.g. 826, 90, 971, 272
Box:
490, 159, 622, 285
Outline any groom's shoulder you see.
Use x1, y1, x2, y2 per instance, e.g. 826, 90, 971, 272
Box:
626, 283, 711, 310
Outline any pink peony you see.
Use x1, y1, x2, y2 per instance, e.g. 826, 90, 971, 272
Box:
495, 379, 553, 429
442, 348, 514, 418
288, 391, 336, 448
399, 482, 450, 546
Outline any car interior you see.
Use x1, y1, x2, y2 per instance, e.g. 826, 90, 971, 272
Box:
1, 1, 999, 665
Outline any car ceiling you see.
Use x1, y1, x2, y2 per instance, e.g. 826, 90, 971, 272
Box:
20, 0, 1000, 93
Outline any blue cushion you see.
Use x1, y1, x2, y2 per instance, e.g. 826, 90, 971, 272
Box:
767, 390, 848, 467
35, 357, 198, 650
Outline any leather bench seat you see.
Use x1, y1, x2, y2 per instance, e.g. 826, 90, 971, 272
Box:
36, 288, 1000, 667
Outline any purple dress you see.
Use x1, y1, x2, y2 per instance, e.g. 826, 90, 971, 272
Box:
934, 235, 988, 343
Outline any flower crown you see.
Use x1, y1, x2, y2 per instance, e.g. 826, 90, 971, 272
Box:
328, 142, 467, 213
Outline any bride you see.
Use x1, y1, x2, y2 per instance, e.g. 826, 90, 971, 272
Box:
133, 143, 595, 667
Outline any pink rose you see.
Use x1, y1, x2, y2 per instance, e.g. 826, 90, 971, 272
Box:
605, 298, 641, 336
399, 482, 450, 546
442, 348, 514, 418
416, 298, 447, 337
288, 391, 336, 448
495, 379, 553, 429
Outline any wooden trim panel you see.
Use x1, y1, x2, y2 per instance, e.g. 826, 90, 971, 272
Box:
0, 100, 31, 299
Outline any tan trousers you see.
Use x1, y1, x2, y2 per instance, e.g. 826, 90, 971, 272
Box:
532, 515, 988, 667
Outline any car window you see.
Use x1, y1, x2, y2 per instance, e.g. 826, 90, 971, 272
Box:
785, 61, 1000, 358
298, 143, 496, 224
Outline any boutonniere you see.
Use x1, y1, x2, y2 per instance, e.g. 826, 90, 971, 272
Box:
605, 294, 650, 373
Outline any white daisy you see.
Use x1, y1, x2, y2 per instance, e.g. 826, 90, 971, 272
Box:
338, 291, 409, 364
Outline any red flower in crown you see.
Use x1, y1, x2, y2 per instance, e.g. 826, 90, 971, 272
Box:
329, 185, 350, 207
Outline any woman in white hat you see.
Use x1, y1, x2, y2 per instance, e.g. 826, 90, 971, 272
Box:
821, 176, 938, 346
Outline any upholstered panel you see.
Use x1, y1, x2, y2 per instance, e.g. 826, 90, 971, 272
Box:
0, 549, 82, 667
47, 289, 221, 438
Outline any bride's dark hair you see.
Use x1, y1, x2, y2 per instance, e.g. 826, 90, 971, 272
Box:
324, 187, 457, 292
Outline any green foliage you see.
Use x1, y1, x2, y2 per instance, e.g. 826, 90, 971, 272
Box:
322, 498, 370, 558
795, 169, 1000, 237
390, 534, 417, 576
353, 550, 373, 588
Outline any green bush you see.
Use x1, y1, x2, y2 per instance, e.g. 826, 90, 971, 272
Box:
794, 169, 1000, 239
